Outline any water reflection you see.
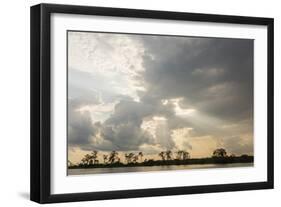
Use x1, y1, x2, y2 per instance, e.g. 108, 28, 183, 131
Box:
68, 163, 253, 175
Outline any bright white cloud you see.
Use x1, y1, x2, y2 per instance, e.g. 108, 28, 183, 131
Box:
68, 32, 146, 101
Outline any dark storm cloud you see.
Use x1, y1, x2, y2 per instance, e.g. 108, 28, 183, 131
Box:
138, 36, 253, 122
99, 100, 155, 151
68, 102, 95, 148
68, 99, 114, 151
96, 99, 178, 151
68, 85, 100, 149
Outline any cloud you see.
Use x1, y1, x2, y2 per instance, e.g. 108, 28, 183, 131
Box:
68, 103, 96, 148
93, 99, 178, 151
68, 32, 254, 157
68, 98, 155, 151
138, 36, 253, 122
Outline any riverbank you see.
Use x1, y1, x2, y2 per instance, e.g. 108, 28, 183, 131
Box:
68, 155, 254, 169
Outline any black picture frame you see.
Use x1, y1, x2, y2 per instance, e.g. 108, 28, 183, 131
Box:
30, 3, 274, 204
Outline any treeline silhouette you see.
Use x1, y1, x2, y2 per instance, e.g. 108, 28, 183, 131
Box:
68, 148, 253, 169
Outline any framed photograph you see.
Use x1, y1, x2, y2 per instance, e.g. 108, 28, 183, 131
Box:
30, 3, 274, 203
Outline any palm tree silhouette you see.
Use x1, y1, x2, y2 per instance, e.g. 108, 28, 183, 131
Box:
125, 153, 135, 164
159, 151, 165, 161
138, 152, 144, 162
103, 154, 108, 164
81, 153, 93, 165
108, 151, 119, 163
91, 150, 98, 164
165, 150, 172, 160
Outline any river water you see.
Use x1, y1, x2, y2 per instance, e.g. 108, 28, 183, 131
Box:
68, 162, 253, 175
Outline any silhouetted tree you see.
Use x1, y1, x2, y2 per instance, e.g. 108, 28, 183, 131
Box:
103, 154, 108, 164
182, 151, 190, 160
159, 151, 165, 161
213, 148, 227, 158
125, 153, 135, 164
138, 152, 144, 162
108, 151, 119, 163
165, 150, 173, 160
176, 150, 190, 160
176, 150, 183, 160
91, 150, 98, 164
81, 153, 93, 165
124, 153, 129, 163
132, 154, 138, 163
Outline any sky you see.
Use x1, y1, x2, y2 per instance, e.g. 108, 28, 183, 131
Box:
67, 31, 254, 164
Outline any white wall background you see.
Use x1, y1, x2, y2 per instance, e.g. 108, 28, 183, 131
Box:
0, 0, 279, 206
